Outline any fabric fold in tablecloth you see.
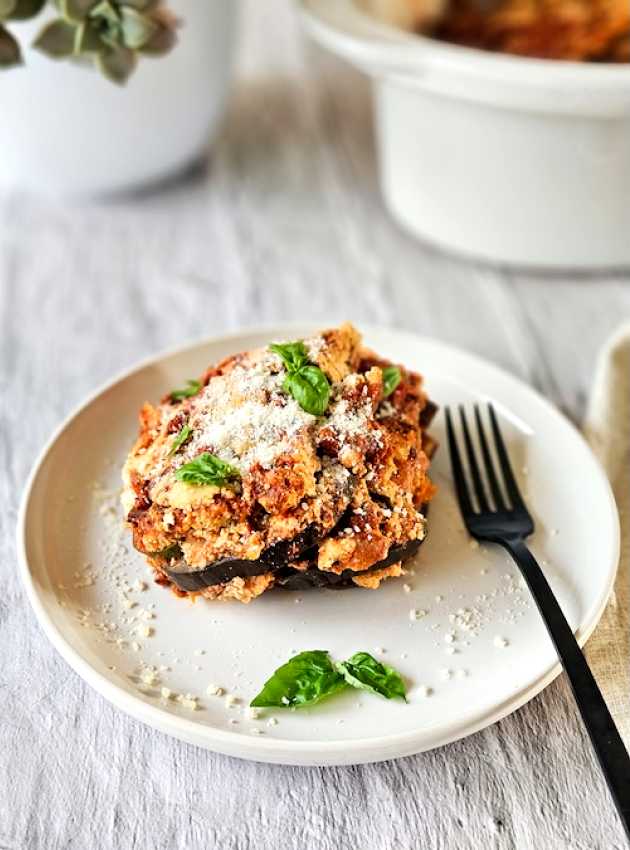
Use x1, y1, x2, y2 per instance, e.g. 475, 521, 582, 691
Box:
583, 323, 630, 746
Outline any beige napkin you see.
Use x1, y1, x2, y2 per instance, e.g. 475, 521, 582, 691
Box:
583, 324, 630, 746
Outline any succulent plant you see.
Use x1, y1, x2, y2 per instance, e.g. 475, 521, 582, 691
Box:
0, 0, 176, 81
35, 0, 177, 82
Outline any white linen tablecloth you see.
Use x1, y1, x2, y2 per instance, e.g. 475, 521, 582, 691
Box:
1, 2, 629, 847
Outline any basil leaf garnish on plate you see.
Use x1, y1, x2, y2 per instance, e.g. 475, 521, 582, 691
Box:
168, 422, 192, 457
382, 366, 401, 398
336, 652, 407, 701
269, 340, 331, 416
170, 379, 201, 402
175, 452, 240, 487
250, 649, 408, 709
250, 650, 347, 708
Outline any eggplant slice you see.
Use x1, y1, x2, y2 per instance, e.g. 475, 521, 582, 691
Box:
165, 534, 424, 593
275, 537, 424, 590
165, 525, 322, 592
165, 504, 429, 593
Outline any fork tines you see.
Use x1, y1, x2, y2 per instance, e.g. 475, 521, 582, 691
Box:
445, 403, 526, 517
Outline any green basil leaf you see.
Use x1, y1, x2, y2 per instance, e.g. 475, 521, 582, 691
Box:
283, 366, 330, 416
170, 379, 201, 403
269, 341, 309, 374
168, 422, 192, 457
382, 366, 401, 398
147, 543, 181, 561
175, 452, 240, 487
336, 652, 407, 701
251, 650, 347, 709
270, 339, 331, 415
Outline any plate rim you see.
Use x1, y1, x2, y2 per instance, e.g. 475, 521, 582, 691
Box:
17, 323, 620, 765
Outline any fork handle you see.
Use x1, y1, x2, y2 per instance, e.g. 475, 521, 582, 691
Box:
502, 538, 630, 840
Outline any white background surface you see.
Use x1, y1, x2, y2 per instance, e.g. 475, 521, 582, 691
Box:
1, 0, 629, 847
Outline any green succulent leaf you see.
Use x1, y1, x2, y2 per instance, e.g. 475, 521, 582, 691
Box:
336, 652, 407, 701
123, 0, 159, 10
169, 379, 201, 403
90, 0, 119, 25
382, 365, 401, 398
120, 6, 156, 48
33, 18, 76, 57
74, 18, 101, 53
175, 452, 240, 488
59, 0, 96, 23
251, 651, 348, 709
0, 0, 16, 20
283, 366, 330, 417
0, 23, 20, 66
98, 29, 118, 48
96, 42, 136, 83
1, 0, 176, 81
7, 0, 46, 20
140, 18, 175, 54
168, 422, 192, 458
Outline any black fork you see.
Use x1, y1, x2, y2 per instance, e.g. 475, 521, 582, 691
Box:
446, 403, 630, 842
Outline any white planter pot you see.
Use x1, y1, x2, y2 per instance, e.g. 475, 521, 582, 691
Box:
0, 0, 237, 196
300, 0, 630, 269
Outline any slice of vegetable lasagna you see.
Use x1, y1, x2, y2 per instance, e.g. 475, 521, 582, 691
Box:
121, 323, 437, 603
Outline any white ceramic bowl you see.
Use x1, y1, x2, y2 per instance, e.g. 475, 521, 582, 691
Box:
300, 0, 630, 269
0, 0, 237, 196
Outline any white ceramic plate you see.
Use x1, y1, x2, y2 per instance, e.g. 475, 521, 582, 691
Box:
18, 326, 619, 766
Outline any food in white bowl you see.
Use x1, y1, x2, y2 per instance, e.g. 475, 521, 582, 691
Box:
433, 0, 629, 61
359, 0, 447, 30
375, 0, 630, 62
300, 0, 630, 268
122, 323, 437, 603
